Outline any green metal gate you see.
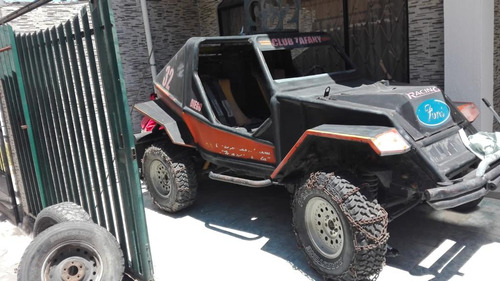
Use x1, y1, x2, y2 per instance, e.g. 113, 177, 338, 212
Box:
0, 1, 153, 280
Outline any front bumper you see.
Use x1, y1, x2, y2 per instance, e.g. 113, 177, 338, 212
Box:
425, 163, 500, 210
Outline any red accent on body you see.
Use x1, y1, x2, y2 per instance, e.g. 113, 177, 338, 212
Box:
457, 102, 479, 123
183, 113, 276, 164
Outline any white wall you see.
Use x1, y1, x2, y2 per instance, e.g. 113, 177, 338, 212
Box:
444, 0, 495, 131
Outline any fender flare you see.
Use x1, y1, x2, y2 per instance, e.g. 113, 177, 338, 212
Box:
134, 100, 193, 147
271, 124, 410, 180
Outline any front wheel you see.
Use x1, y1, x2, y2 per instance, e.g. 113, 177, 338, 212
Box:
293, 172, 389, 281
143, 145, 198, 213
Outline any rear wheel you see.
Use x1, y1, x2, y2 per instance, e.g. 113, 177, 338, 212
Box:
293, 172, 389, 280
143, 145, 198, 212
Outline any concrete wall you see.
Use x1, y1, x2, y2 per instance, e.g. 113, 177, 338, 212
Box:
408, 0, 445, 89
444, 0, 494, 131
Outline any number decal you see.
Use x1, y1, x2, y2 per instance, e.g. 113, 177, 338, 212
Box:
162, 66, 175, 90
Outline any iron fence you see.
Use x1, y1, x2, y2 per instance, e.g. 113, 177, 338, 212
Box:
0, 0, 154, 279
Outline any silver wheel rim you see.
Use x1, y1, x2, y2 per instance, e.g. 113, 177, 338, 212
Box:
150, 159, 170, 196
305, 197, 345, 259
42, 241, 102, 281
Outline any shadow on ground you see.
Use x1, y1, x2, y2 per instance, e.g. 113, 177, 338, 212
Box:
143, 178, 500, 281
387, 198, 500, 281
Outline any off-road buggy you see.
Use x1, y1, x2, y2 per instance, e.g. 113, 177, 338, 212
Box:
135, 32, 496, 280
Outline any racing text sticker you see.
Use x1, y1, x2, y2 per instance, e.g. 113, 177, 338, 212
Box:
406, 87, 440, 100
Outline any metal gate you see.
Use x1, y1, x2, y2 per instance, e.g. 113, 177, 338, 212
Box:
347, 0, 408, 82
0, 102, 19, 224
0, 1, 153, 280
305, 0, 409, 82
218, 0, 409, 82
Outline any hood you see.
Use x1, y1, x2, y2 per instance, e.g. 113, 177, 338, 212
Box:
279, 80, 460, 140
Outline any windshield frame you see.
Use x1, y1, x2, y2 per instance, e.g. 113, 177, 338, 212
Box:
255, 32, 356, 83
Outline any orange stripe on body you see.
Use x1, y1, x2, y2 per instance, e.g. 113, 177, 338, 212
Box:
183, 113, 276, 164
270, 130, 382, 179
154, 83, 182, 116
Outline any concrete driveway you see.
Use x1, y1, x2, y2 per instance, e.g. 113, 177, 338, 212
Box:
1, 179, 499, 281
0, 214, 31, 281
145, 179, 500, 281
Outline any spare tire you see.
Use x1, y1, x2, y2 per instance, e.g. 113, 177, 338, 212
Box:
33, 202, 92, 236
18, 221, 124, 281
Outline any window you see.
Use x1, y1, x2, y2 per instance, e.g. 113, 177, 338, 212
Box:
263, 45, 350, 79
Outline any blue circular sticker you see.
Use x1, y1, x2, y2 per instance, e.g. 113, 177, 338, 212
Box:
416, 99, 451, 127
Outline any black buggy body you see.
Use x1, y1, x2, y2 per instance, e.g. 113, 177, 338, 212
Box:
135, 32, 497, 280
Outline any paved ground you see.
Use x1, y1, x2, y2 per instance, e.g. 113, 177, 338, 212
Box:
0, 213, 31, 281
145, 179, 500, 281
1, 178, 499, 281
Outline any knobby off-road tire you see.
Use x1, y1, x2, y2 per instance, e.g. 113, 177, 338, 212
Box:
33, 202, 92, 236
18, 221, 124, 281
293, 172, 389, 281
143, 145, 198, 212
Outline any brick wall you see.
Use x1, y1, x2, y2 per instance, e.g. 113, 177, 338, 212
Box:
110, 0, 151, 131
0, 2, 87, 32
147, 0, 200, 69
198, 0, 220, 37
494, 0, 500, 131
407, 0, 445, 89
111, 0, 202, 130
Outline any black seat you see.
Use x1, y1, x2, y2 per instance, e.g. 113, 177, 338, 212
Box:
201, 76, 236, 126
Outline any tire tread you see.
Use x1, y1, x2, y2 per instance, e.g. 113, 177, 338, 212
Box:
293, 172, 388, 281
33, 202, 92, 236
143, 145, 197, 213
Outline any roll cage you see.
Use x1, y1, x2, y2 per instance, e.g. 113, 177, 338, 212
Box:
190, 32, 355, 133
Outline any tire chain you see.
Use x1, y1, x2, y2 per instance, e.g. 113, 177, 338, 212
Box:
307, 172, 389, 281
